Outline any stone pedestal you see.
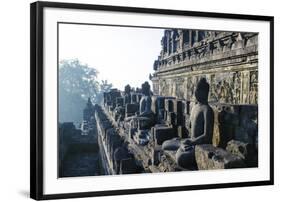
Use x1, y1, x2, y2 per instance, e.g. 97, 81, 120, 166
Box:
195, 144, 245, 170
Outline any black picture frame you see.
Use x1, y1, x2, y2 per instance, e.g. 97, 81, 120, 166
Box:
30, 1, 274, 200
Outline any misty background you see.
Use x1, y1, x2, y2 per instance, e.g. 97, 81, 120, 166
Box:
59, 24, 164, 122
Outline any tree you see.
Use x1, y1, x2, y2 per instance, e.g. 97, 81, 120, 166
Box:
96, 80, 113, 104
59, 59, 112, 122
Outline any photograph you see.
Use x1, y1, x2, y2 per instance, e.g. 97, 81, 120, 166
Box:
30, 2, 273, 199
58, 24, 259, 177
1, 0, 279, 201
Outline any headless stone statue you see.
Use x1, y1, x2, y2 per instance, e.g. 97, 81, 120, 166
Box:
139, 82, 153, 119
124, 84, 131, 104
125, 82, 155, 144
162, 78, 214, 169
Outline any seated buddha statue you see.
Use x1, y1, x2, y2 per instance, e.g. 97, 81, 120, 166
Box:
162, 78, 214, 169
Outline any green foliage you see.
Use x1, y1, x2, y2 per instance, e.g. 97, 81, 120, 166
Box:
59, 59, 112, 122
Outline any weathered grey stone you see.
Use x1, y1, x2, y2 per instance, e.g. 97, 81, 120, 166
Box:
125, 103, 139, 117
126, 82, 155, 127
236, 105, 258, 145
116, 97, 124, 107
177, 125, 188, 138
195, 144, 245, 170
151, 146, 162, 165
162, 138, 181, 151
120, 158, 138, 174
137, 94, 142, 103
210, 104, 258, 148
175, 100, 185, 126
165, 99, 174, 112
175, 145, 196, 169
124, 84, 132, 104
151, 96, 165, 123
151, 30, 258, 105
131, 93, 138, 104
151, 96, 159, 114
226, 139, 257, 167
113, 146, 131, 172
139, 82, 153, 117
153, 125, 177, 145
166, 112, 176, 126
106, 89, 121, 108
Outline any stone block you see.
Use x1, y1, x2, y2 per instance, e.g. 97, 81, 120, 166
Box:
116, 97, 124, 107
150, 96, 165, 123
176, 145, 196, 169
195, 144, 245, 170
236, 105, 258, 145
131, 93, 138, 104
234, 126, 249, 144
165, 99, 174, 112
153, 125, 177, 145
212, 108, 220, 147
151, 146, 162, 165
99, 120, 112, 138
162, 138, 181, 151
175, 100, 185, 126
120, 158, 138, 174
166, 112, 176, 126
176, 100, 184, 114
125, 103, 139, 117
151, 96, 158, 114
177, 126, 188, 138
226, 140, 257, 167
211, 106, 238, 148
137, 94, 142, 103
131, 93, 137, 103
182, 101, 190, 115
108, 89, 121, 108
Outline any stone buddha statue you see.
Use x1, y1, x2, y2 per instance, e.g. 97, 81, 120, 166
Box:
125, 82, 155, 145
139, 82, 153, 119
162, 78, 214, 168
124, 84, 131, 104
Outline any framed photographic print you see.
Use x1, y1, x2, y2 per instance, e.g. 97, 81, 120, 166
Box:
30, 1, 274, 200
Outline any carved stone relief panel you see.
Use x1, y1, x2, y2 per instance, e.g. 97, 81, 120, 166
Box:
208, 72, 234, 104
232, 72, 241, 104
173, 77, 185, 99
159, 79, 167, 96
241, 71, 250, 104
249, 71, 258, 104
152, 80, 159, 95
155, 69, 256, 105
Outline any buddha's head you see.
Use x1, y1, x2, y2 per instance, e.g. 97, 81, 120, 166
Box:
194, 78, 209, 104
124, 84, 131, 95
141, 81, 151, 96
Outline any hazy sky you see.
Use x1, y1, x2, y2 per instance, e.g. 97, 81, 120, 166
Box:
59, 23, 164, 90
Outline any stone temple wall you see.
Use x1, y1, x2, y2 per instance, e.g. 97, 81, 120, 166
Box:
151, 30, 258, 105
